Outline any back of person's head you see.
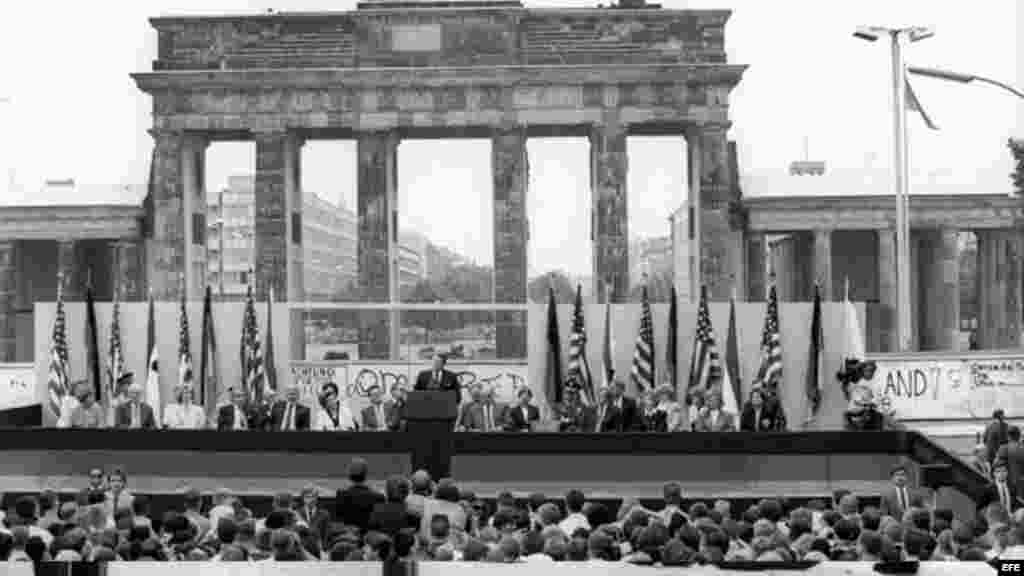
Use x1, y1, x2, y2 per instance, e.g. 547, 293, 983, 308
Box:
38, 490, 57, 513
821, 509, 841, 528
838, 494, 859, 516
14, 496, 37, 522
527, 492, 546, 512
566, 538, 588, 561
587, 530, 615, 560
564, 489, 585, 513
217, 517, 238, 544
834, 517, 861, 542
182, 487, 202, 511
521, 529, 545, 556
663, 482, 683, 506
910, 508, 930, 532
59, 501, 78, 522
410, 470, 432, 495
902, 528, 932, 558
1010, 426, 1021, 441
272, 491, 293, 511
329, 540, 359, 561
347, 458, 369, 484
758, 499, 783, 523
860, 507, 881, 531
435, 484, 459, 503
385, 475, 410, 503
461, 537, 488, 561
688, 502, 709, 519
25, 536, 47, 562
788, 517, 812, 540
583, 502, 610, 528
953, 523, 975, 548
393, 528, 417, 559
498, 535, 521, 562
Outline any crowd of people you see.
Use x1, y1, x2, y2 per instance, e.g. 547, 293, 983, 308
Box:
0, 460, 1019, 564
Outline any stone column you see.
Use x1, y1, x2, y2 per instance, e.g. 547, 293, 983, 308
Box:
254, 131, 289, 301
877, 229, 898, 352
147, 129, 186, 301
283, 133, 306, 365
813, 229, 833, 300
590, 117, 629, 303
746, 232, 766, 301
492, 127, 529, 359
918, 229, 960, 351
691, 124, 742, 300
357, 132, 397, 359
0, 241, 15, 362
110, 239, 144, 301
181, 134, 209, 301
57, 240, 79, 301
975, 229, 1021, 349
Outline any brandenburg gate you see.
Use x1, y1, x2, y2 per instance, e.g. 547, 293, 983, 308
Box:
131, 0, 747, 357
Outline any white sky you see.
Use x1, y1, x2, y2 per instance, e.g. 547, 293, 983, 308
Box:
0, 0, 1021, 276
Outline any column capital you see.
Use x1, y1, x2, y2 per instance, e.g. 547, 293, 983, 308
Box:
147, 128, 183, 142
685, 121, 732, 139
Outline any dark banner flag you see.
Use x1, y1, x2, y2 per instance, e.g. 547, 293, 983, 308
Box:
84, 280, 101, 402
545, 286, 565, 406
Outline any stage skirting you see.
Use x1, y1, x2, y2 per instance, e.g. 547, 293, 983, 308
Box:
14, 561, 999, 576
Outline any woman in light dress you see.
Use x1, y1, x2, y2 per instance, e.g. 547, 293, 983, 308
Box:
163, 373, 207, 429
652, 384, 684, 432
315, 381, 358, 431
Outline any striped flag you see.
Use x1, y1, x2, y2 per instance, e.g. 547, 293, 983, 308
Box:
106, 289, 126, 424
687, 286, 720, 395
177, 282, 193, 387
145, 291, 161, 422
756, 284, 784, 391
47, 276, 70, 422
199, 285, 219, 410
264, 287, 278, 401
630, 285, 655, 394
666, 285, 678, 392
805, 284, 824, 424
566, 284, 594, 405
600, 287, 614, 390
241, 283, 265, 405
723, 295, 742, 416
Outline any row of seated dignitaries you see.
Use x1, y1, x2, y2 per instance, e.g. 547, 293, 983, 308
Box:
57, 353, 786, 432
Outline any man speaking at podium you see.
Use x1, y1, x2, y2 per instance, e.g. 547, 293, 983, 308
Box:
414, 352, 462, 405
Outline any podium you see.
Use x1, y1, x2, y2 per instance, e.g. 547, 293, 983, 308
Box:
405, 390, 459, 479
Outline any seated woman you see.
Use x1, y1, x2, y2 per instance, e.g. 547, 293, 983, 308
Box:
162, 374, 207, 430
642, 385, 683, 432
315, 381, 358, 431
692, 391, 735, 432
685, 388, 705, 431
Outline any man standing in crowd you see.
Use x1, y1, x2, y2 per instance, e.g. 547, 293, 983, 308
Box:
980, 461, 1020, 513
360, 384, 391, 432
996, 426, 1024, 498
336, 458, 384, 533
114, 376, 156, 429
270, 384, 310, 431
296, 484, 330, 547
986, 409, 1010, 463
217, 387, 260, 431
78, 468, 106, 505
880, 464, 922, 519
414, 352, 461, 405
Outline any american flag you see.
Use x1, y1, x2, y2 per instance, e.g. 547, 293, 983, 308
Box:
178, 282, 193, 386
240, 283, 266, 405
630, 285, 655, 394
106, 290, 125, 423
687, 285, 720, 394
757, 284, 784, 391
47, 276, 70, 421
566, 285, 594, 405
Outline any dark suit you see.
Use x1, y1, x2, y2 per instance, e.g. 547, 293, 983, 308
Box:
556, 402, 596, 432
504, 404, 540, 432
977, 481, 1022, 513
879, 485, 924, 519
594, 402, 624, 432
113, 402, 157, 429
336, 484, 385, 533
269, 401, 311, 431
296, 505, 332, 546
414, 368, 462, 405
984, 420, 1009, 462
386, 400, 406, 431
740, 404, 781, 432
620, 396, 642, 431
368, 501, 419, 537
360, 403, 396, 431
995, 441, 1024, 495
216, 404, 262, 431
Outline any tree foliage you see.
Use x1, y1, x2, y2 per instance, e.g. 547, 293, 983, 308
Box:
1011, 138, 1024, 197
629, 268, 675, 303
528, 271, 576, 304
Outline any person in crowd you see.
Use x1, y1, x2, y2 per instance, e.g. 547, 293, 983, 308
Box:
78, 468, 107, 505
217, 387, 261, 431
740, 387, 781, 432
386, 385, 408, 431
686, 388, 705, 431
843, 385, 884, 432
611, 379, 641, 431
979, 461, 1021, 513
594, 386, 623, 432
693, 391, 735, 432
650, 384, 683, 432
369, 476, 419, 538
504, 387, 540, 432
270, 384, 311, 431
315, 381, 358, 432
296, 484, 330, 548
996, 426, 1024, 498
879, 465, 924, 519
162, 375, 207, 430
969, 443, 993, 479
985, 409, 1010, 464
68, 380, 106, 429
114, 377, 157, 429
458, 383, 499, 432
361, 384, 392, 432
414, 352, 461, 405
335, 458, 385, 534
555, 383, 595, 432
104, 467, 134, 519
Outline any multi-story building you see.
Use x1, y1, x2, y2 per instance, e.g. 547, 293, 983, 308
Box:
397, 229, 427, 293
629, 236, 673, 283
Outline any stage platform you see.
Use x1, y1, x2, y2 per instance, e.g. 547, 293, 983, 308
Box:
0, 430, 988, 518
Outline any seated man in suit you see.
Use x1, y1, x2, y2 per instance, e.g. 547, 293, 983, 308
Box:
270, 384, 311, 431
458, 383, 500, 432
693, 391, 736, 432
556, 383, 595, 432
880, 464, 924, 519
414, 352, 461, 405
360, 384, 392, 432
979, 461, 1022, 514
611, 379, 641, 431
739, 387, 780, 432
594, 385, 624, 432
296, 484, 331, 548
505, 387, 540, 432
217, 387, 261, 431
114, 375, 157, 429
386, 385, 408, 431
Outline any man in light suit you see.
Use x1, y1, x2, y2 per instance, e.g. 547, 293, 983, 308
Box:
693, 392, 736, 432
458, 383, 500, 432
113, 375, 156, 429
879, 464, 924, 519
360, 384, 394, 432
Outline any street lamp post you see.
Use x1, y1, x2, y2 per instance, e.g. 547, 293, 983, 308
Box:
854, 25, 934, 353
908, 67, 1024, 100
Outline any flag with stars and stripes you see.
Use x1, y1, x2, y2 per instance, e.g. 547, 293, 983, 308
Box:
177, 284, 193, 387
263, 287, 278, 401
630, 285, 655, 394
757, 284, 784, 391
687, 285, 720, 395
241, 283, 266, 405
566, 284, 594, 405
106, 290, 126, 424
47, 276, 70, 422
